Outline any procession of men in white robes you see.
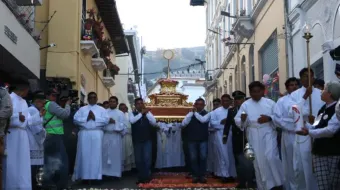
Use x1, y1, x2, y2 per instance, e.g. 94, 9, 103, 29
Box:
4, 66, 340, 190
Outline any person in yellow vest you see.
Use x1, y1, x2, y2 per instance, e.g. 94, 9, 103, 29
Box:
43, 88, 71, 189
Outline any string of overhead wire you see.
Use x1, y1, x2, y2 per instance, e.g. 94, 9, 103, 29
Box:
116, 61, 205, 76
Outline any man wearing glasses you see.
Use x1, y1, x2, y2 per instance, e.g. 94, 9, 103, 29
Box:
43, 88, 71, 189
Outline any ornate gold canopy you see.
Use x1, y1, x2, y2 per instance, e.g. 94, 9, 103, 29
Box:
145, 78, 193, 123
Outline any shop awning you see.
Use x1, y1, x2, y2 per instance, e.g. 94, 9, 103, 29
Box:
95, 0, 129, 55
0, 45, 38, 82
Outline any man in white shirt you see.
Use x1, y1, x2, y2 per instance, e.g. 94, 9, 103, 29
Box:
273, 77, 299, 190
181, 98, 210, 183
129, 98, 157, 184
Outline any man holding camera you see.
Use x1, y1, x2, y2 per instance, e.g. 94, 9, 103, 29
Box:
43, 88, 71, 189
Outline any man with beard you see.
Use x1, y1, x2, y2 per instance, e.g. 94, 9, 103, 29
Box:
223, 91, 255, 188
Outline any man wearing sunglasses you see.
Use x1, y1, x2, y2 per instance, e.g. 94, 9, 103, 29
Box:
43, 88, 71, 189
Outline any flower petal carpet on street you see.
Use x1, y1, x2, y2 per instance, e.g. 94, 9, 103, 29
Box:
136, 172, 240, 189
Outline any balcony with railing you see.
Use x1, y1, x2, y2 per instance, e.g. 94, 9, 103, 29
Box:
2, 0, 42, 42
127, 78, 137, 101
80, 7, 124, 86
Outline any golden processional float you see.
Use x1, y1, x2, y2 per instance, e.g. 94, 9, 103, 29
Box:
145, 49, 193, 123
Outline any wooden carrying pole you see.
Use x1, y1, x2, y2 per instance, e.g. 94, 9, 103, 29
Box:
303, 31, 313, 116
306, 39, 312, 116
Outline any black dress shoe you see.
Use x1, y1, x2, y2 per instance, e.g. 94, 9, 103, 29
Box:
221, 177, 235, 183
236, 183, 246, 188
192, 178, 199, 183
199, 177, 207, 184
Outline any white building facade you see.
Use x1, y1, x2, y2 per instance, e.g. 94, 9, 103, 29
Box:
113, 30, 141, 110
0, 0, 42, 83
288, 0, 340, 81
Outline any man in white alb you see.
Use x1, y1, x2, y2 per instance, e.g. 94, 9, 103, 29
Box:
290, 68, 324, 190
210, 94, 237, 183
4, 81, 41, 190
119, 103, 135, 171
235, 81, 284, 190
27, 91, 47, 189
273, 77, 299, 190
102, 96, 127, 178
73, 92, 109, 184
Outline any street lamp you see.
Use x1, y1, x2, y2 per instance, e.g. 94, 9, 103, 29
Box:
39, 43, 56, 50
302, 22, 313, 116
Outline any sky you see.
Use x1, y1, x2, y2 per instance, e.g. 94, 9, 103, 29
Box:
116, 0, 206, 51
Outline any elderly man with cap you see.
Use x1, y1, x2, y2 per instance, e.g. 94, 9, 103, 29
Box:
43, 88, 71, 189
223, 90, 255, 188
298, 81, 340, 190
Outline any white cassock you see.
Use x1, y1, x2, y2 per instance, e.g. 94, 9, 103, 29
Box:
122, 112, 135, 171
102, 108, 126, 177
3, 92, 40, 190
72, 104, 109, 180
207, 123, 217, 173
273, 94, 296, 190
290, 87, 324, 190
210, 107, 237, 178
27, 106, 46, 166
235, 97, 284, 190
156, 122, 167, 168
164, 123, 184, 168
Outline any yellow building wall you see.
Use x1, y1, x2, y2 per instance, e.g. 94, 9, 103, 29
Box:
36, 0, 116, 103
217, 0, 287, 96
253, 0, 287, 91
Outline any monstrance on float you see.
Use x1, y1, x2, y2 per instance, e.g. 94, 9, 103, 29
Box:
163, 49, 175, 79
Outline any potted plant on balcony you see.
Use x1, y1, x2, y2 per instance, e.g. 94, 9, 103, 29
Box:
111, 64, 120, 75
99, 39, 113, 57
104, 57, 114, 69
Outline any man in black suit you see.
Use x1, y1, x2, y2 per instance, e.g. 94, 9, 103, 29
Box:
222, 91, 255, 188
